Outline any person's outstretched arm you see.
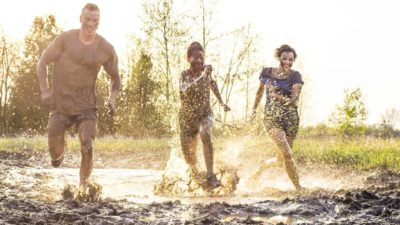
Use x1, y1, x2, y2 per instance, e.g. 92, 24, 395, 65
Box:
103, 48, 121, 116
37, 56, 51, 105
37, 34, 64, 106
288, 83, 302, 106
207, 65, 230, 112
251, 82, 266, 118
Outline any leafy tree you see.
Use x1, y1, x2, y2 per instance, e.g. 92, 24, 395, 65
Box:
0, 31, 20, 135
119, 49, 170, 137
329, 88, 367, 137
8, 15, 61, 134
141, 0, 188, 103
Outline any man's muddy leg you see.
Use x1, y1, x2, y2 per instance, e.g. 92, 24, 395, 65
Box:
48, 134, 66, 168
47, 112, 68, 168
78, 119, 96, 187
268, 128, 302, 190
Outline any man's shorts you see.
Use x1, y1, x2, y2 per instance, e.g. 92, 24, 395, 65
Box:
179, 113, 214, 138
48, 110, 97, 137
264, 104, 299, 139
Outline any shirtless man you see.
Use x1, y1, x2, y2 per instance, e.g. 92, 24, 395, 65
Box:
37, 3, 120, 189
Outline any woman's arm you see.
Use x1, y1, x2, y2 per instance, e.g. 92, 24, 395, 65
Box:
251, 82, 266, 116
288, 83, 302, 106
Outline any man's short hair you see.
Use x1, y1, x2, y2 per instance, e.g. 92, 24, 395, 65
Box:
82, 3, 100, 13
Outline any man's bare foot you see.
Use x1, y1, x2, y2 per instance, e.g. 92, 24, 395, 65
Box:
51, 155, 64, 168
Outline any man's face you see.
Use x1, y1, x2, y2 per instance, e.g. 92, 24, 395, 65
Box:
188, 50, 204, 72
280, 51, 295, 71
80, 9, 100, 37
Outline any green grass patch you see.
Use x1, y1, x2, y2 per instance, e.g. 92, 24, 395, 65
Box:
0, 136, 171, 153
1, 136, 399, 171
294, 137, 400, 171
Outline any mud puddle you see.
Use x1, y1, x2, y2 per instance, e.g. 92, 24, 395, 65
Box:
1, 151, 400, 224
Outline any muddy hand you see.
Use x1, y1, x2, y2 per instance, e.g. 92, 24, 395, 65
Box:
204, 64, 212, 77
104, 101, 116, 117
40, 91, 53, 107
222, 104, 231, 112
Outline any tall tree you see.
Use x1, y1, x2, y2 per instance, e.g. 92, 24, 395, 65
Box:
126, 51, 168, 136
141, 0, 188, 103
9, 15, 61, 134
0, 31, 20, 135
217, 24, 260, 122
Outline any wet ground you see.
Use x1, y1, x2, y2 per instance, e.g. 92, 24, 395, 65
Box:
1, 149, 400, 224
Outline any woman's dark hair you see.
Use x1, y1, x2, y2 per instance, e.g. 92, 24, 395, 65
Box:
274, 44, 297, 60
187, 41, 204, 59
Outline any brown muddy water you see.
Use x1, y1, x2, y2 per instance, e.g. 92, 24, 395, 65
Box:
1, 146, 400, 224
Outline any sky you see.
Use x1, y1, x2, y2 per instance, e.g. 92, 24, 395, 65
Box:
0, 0, 399, 126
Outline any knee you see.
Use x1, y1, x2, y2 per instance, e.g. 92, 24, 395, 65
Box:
80, 138, 93, 155
199, 130, 211, 142
184, 153, 196, 165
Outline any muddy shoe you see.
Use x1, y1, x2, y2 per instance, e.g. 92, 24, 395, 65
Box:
206, 174, 222, 189
51, 155, 64, 168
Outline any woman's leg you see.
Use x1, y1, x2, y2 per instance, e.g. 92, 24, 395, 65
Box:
181, 135, 198, 173
267, 127, 302, 190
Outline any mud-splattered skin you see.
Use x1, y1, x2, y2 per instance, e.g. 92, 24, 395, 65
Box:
37, 4, 121, 189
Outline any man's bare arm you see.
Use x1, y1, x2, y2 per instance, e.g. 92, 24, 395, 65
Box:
37, 58, 49, 93
36, 57, 52, 105
107, 74, 121, 106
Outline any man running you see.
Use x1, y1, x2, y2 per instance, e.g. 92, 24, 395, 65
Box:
37, 3, 120, 189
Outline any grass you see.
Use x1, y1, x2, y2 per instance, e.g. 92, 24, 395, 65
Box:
1, 135, 399, 171
0, 136, 171, 153
294, 137, 400, 171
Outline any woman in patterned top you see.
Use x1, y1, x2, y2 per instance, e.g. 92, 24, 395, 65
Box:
250, 44, 304, 190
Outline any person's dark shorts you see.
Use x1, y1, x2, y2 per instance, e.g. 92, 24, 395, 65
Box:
179, 112, 213, 138
264, 103, 299, 139
48, 110, 97, 137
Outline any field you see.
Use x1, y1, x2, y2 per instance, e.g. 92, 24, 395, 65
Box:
1, 135, 400, 224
